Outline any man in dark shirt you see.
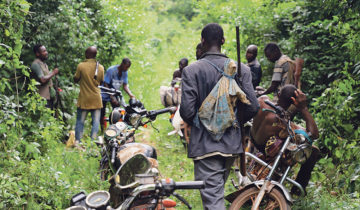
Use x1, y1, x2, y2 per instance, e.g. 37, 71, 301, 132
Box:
172, 58, 188, 80
246, 44, 262, 89
180, 23, 259, 210
30, 44, 59, 108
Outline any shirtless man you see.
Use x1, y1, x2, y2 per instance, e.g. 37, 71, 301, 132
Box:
251, 84, 319, 194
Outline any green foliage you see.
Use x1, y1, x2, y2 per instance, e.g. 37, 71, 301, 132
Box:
166, 0, 199, 21
0, 1, 108, 209
0, 141, 108, 209
22, 0, 127, 78
293, 186, 360, 209
286, 0, 360, 97
1, 0, 360, 208
17, 0, 129, 128
312, 71, 360, 193
0, 0, 30, 96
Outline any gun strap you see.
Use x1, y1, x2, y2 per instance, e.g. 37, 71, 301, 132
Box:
94, 61, 99, 80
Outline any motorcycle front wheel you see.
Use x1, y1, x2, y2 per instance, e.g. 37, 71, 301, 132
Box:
229, 186, 290, 210
100, 161, 111, 181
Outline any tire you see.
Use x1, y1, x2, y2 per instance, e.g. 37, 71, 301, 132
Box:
100, 161, 111, 181
229, 186, 290, 210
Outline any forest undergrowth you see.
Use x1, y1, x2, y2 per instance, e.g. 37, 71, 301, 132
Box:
1, 0, 359, 209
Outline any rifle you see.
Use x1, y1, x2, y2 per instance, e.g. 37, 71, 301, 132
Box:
236, 25, 246, 177
294, 58, 304, 90
236, 26, 241, 77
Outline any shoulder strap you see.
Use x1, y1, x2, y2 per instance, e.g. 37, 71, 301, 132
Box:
202, 58, 236, 79
94, 61, 99, 80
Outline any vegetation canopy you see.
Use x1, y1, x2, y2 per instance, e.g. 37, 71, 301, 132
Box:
0, 0, 359, 209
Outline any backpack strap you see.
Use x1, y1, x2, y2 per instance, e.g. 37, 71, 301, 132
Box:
202, 59, 236, 79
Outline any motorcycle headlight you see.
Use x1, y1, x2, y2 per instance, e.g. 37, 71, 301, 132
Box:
129, 113, 141, 126
291, 143, 312, 164
294, 129, 313, 145
286, 132, 313, 165
294, 133, 306, 144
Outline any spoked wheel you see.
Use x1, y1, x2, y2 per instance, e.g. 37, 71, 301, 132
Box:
229, 186, 290, 210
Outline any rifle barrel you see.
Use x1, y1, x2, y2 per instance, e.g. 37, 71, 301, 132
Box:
236, 26, 241, 76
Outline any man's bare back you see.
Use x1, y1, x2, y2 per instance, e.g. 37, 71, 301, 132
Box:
251, 95, 283, 148
251, 92, 313, 150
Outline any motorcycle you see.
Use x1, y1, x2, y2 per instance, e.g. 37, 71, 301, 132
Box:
226, 100, 314, 210
99, 86, 176, 181
69, 151, 204, 209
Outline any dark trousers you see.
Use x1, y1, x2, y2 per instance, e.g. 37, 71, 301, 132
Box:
46, 99, 54, 109
292, 145, 320, 194
100, 100, 108, 132
101, 100, 119, 132
194, 155, 235, 210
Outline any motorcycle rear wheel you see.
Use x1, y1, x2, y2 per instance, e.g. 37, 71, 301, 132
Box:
229, 186, 290, 210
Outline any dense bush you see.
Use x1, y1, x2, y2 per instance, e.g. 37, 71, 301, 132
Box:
311, 72, 360, 194
16, 0, 129, 127
1, 0, 360, 208
0, 0, 114, 208
21, 0, 127, 78
288, 0, 360, 98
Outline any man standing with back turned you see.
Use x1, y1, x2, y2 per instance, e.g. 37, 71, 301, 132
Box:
172, 58, 189, 80
180, 23, 259, 210
74, 46, 104, 143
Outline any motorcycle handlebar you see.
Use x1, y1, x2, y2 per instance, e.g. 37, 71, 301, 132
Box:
174, 181, 205, 190
264, 100, 283, 116
98, 86, 123, 97
147, 107, 176, 118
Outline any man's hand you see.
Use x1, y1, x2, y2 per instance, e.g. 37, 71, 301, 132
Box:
110, 97, 120, 107
123, 84, 135, 99
41, 68, 60, 84
183, 122, 191, 144
53, 68, 59, 75
292, 89, 319, 139
291, 89, 307, 110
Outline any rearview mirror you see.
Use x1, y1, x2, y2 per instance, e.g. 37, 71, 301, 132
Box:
114, 153, 151, 189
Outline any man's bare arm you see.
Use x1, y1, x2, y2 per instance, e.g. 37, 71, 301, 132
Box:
123, 83, 135, 98
40, 68, 59, 84
261, 81, 280, 96
291, 90, 319, 139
